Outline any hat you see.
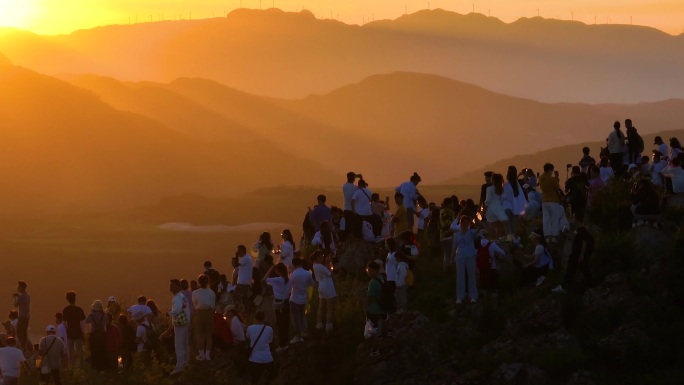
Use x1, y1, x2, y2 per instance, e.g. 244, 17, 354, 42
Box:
45, 325, 56, 332
91, 300, 104, 311
223, 305, 236, 316
628, 163, 638, 171
107, 296, 116, 302
529, 231, 543, 239
132, 311, 146, 322
654, 136, 662, 144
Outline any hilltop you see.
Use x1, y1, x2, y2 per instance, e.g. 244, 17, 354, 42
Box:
1, 8, 683, 103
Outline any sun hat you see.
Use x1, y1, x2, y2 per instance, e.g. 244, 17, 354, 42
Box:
628, 163, 637, 171
45, 325, 56, 332
107, 296, 116, 302
91, 300, 104, 311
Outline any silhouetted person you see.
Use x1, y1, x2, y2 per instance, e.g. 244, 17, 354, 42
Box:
12, 281, 30, 351
578, 147, 596, 174
625, 119, 643, 165
62, 291, 85, 366
553, 218, 594, 294
308, 194, 332, 232
607, 121, 625, 176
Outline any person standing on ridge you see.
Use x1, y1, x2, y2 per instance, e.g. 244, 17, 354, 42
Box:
167, 279, 191, 376
396, 172, 422, 232
607, 121, 626, 176
13, 281, 30, 351
62, 291, 85, 366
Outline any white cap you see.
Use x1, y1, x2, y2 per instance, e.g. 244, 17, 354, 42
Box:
45, 325, 56, 332
628, 163, 638, 170
108, 296, 116, 302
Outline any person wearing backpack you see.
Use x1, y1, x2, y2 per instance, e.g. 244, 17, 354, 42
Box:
365, 261, 387, 357
38, 325, 66, 385
394, 253, 409, 314
85, 300, 108, 371
133, 312, 152, 365
476, 231, 506, 298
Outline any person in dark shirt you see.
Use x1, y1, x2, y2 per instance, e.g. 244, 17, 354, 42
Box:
118, 314, 135, 371
564, 166, 589, 222
553, 219, 594, 294
479, 171, 493, 214
203, 261, 221, 298
579, 147, 597, 174
62, 291, 86, 366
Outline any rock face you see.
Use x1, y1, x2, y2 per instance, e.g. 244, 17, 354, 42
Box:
336, 237, 377, 275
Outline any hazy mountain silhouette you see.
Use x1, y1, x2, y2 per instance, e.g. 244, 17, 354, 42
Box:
448, 128, 684, 185
61, 71, 684, 186
1, 8, 683, 103
59, 74, 258, 141
0, 66, 334, 217
0, 52, 10, 66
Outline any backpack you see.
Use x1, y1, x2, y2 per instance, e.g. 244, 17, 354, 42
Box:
406, 269, 415, 287
634, 133, 644, 153
373, 275, 395, 314
476, 241, 493, 272
141, 323, 159, 351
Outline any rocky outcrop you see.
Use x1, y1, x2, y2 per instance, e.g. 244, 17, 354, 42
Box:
336, 237, 377, 275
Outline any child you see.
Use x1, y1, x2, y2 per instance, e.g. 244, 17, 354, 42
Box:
394, 253, 409, 314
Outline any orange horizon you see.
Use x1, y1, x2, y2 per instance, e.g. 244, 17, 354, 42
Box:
1, 0, 683, 36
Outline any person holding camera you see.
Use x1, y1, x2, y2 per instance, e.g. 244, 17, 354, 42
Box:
233, 245, 254, 313
12, 281, 30, 352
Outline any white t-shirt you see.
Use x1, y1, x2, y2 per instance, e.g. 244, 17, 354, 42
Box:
289, 267, 314, 305
0, 346, 26, 377
533, 244, 553, 269
396, 262, 409, 288
230, 317, 245, 343
136, 321, 150, 352
650, 161, 666, 186
352, 188, 373, 215
342, 183, 356, 211
56, 323, 68, 344
417, 208, 430, 230
385, 252, 397, 282
361, 221, 376, 242
599, 166, 615, 183
312, 231, 336, 252
279, 241, 294, 269
265, 277, 292, 300
662, 166, 684, 193
481, 239, 506, 270
313, 263, 336, 299
192, 288, 216, 310
246, 325, 273, 363
396, 181, 419, 210
127, 304, 153, 317
237, 254, 254, 285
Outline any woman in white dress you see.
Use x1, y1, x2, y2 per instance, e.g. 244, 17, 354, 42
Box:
310, 251, 336, 334
279, 229, 295, 271
503, 166, 528, 239
485, 173, 509, 240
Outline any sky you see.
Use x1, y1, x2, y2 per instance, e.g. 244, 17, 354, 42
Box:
0, 0, 683, 35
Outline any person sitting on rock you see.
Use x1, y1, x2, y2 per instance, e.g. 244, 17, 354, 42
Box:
522, 231, 553, 287
630, 179, 661, 227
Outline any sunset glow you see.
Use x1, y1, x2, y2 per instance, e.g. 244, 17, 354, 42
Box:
1, 0, 683, 35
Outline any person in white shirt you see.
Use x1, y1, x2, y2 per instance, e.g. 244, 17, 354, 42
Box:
133, 312, 151, 364
395, 172, 422, 231
223, 306, 246, 346
598, 157, 615, 183
288, 258, 314, 344
127, 297, 153, 321
395, 253, 410, 313
279, 230, 295, 271
342, 172, 359, 239
607, 121, 626, 176
650, 151, 667, 187
192, 274, 216, 361
167, 279, 191, 376
477, 231, 507, 296
54, 312, 68, 358
311, 221, 336, 255
310, 251, 336, 334
384, 238, 398, 314
264, 263, 293, 352
503, 167, 528, 239
661, 158, 684, 194
654, 136, 669, 163
416, 197, 431, 242
245, 311, 274, 384
38, 325, 66, 385
352, 180, 373, 216
234, 245, 254, 312
0, 337, 27, 385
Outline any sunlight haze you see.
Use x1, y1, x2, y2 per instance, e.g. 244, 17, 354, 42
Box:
0, 0, 682, 35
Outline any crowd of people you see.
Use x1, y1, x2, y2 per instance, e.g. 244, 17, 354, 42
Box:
1, 119, 683, 384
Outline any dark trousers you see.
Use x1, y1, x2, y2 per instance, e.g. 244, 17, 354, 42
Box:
628, 150, 640, 165
248, 361, 275, 384
521, 265, 549, 286
610, 153, 624, 176
17, 317, 29, 350
41, 369, 62, 385
274, 299, 290, 348
562, 254, 593, 287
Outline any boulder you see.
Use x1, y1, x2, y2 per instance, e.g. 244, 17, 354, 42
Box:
337, 237, 376, 275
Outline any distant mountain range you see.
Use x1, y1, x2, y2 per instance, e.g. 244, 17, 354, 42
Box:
0, 65, 334, 216
60, 71, 684, 186
1, 8, 683, 103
